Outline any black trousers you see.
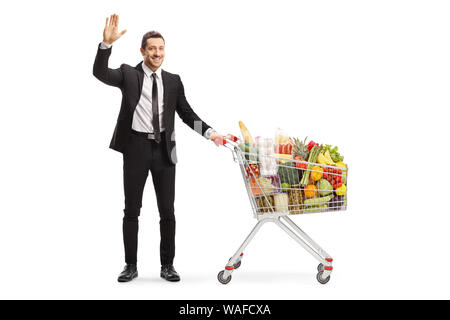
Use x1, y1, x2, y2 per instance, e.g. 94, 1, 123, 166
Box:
122, 132, 176, 265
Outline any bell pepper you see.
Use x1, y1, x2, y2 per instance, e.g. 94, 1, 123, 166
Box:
335, 184, 347, 196
245, 164, 260, 178
307, 140, 317, 151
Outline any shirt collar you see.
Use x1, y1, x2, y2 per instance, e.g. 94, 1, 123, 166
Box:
142, 62, 162, 79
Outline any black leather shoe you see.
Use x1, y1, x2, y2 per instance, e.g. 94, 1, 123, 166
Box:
118, 264, 138, 282
160, 264, 180, 282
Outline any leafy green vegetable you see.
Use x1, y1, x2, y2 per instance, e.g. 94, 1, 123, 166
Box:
323, 145, 344, 162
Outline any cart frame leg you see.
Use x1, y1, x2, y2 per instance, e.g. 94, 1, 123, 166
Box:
280, 216, 333, 265
222, 219, 268, 279
274, 216, 333, 279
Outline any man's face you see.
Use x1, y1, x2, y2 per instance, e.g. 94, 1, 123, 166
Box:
140, 37, 165, 71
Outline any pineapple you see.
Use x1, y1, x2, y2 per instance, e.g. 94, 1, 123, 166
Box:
292, 137, 309, 159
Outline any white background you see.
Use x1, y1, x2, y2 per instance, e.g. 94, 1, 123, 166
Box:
0, 0, 449, 299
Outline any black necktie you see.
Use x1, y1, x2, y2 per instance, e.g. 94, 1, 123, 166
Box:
151, 73, 161, 143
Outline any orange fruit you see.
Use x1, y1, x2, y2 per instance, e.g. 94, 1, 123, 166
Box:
304, 184, 318, 198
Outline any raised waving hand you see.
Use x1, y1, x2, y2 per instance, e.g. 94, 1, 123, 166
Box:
103, 14, 127, 45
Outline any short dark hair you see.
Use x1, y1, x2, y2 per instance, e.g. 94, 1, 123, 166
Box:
141, 31, 165, 50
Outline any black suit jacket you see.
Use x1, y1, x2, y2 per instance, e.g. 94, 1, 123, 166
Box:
92, 43, 212, 165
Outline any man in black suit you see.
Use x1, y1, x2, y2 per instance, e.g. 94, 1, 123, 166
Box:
93, 14, 223, 282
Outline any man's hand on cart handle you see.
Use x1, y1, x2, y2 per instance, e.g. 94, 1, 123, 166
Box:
210, 131, 226, 146
210, 133, 239, 146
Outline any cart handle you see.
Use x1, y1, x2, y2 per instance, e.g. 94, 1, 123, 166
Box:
215, 134, 239, 146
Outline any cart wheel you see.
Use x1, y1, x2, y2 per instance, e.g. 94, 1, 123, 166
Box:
217, 270, 232, 285
316, 271, 330, 284
228, 257, 242, 269
317, 263, 324, 272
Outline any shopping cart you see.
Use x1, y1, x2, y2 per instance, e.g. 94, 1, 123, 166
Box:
216, 135, 348, 284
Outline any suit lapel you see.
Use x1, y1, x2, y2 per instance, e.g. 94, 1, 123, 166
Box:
161, 69, 170, 132
136, 62, 144, 99
161, 69, 169, 108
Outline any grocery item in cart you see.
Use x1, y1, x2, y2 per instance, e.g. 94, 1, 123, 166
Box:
335, 162, 347, 183
304, 194, 334, 213
238, 121, 255, 145
304, 184, 318, 198
239, 143, 258, 162
300, 145, 321, 186
257, 177, 273, 194
329, 194, 347, 210
287, 184, 304, 214
255, 194, 274, 213
322, 144, 344, 163
335, 184, 347, 196
317, 149, 336, 166
274, 128, 293, 160
278, 161, 300, 185
316, 179, 333, 196
291, 137, 309, 160
275, 128, 290, 145
252, 175, 280, 194
310, 166, 324, 182
245, 163, 260, 178
249, 178, 262, 195
266, 174, 281, 190
273, 192, 289, 212
257, 138, 278, 176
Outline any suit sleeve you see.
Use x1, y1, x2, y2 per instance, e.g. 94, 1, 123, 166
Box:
92, 43, 124, 88
175, 75, 212, 136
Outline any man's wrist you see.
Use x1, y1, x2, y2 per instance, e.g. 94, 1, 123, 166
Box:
100, 41, 112, 49
204, 128, 216, 140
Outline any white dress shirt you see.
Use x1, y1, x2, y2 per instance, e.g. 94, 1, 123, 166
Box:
133, 63, 165, 133
99, 42, 215, 139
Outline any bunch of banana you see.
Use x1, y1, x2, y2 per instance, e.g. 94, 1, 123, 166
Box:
317, 150, 336, 166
